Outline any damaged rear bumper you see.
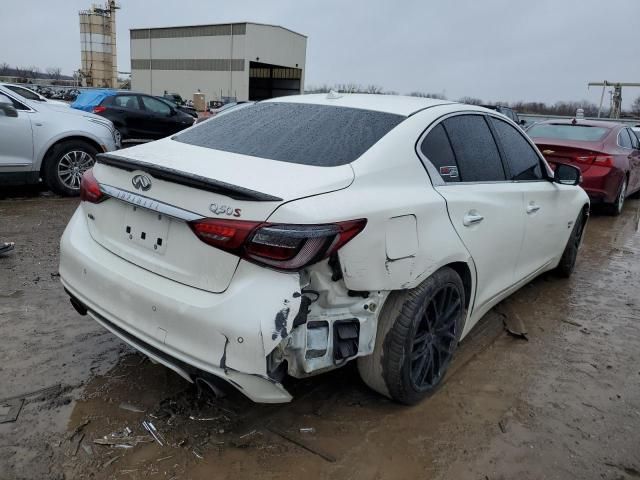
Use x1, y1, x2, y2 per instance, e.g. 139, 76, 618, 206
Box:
60, 208, 301, 403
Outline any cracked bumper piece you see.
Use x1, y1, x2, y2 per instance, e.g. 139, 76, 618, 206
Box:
60, 208, 300, 403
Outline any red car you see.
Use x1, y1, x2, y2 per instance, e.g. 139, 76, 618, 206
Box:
528, 119, 640, 215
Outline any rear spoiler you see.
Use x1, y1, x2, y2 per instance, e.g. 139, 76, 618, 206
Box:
96, 153, 283, 202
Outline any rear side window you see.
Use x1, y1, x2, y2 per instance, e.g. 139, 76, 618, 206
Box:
443, 115, 506, 182
174, 102, 405, 167
113, 95, 141, 110
420, 124, 460, 182
618, 129, 633, 149
490, 117, 543, 180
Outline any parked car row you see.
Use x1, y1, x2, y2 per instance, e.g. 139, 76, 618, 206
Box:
71, 90, 197, 144
59, 94, 590, 406
29, 84, 81, 102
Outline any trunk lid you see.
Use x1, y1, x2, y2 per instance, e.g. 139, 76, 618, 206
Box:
85, 138, 354, 293
534, 140, 606, 173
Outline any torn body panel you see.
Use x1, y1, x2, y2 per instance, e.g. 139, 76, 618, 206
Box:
274, 261, 389, 378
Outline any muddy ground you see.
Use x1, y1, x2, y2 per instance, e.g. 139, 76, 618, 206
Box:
1, 186, 639, 480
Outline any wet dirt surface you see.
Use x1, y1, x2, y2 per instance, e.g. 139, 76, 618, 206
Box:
1, 186, 639, 480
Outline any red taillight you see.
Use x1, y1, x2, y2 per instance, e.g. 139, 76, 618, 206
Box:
189, 218, 367, 271
593, 155, 614, 167
79, 168, 104, 203
93, 106, 107, 114
189, 219, 260, 250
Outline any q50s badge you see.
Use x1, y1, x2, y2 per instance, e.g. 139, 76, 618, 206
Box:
210, 203, 242, 217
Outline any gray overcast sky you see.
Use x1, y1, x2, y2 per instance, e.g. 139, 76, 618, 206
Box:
2, 0, 639, 106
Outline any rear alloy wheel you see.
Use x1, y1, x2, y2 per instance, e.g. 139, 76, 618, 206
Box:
44, 140, 98, 196
555, 212, 584, 278
606, 178, 627, 216
358, 267, 465, 405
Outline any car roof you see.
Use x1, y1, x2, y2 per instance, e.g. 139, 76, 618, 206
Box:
265, 93, 452, 116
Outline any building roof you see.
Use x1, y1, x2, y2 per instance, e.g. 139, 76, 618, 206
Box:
266, 93, 452, 116
130, 21, 306, 38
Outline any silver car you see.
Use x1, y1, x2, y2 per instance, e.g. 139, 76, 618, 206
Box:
0, 84, 120, 196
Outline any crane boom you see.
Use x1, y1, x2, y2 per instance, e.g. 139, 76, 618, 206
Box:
587, 81, 640, 119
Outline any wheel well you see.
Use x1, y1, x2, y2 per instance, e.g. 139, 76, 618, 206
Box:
446, 261, 472, 310
39, 136, 103, 176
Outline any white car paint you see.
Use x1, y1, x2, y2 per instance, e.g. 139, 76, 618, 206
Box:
0, 84, 119, 186
59, 94, 589, 403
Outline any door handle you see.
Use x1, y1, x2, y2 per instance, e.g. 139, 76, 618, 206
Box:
463, 212, 484, 226
526, 203, 541, 214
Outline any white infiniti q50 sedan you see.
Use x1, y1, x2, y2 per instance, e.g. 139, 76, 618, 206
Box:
59, 94, 589, 404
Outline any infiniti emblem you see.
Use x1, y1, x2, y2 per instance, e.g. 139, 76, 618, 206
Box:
132, 174, 152, 191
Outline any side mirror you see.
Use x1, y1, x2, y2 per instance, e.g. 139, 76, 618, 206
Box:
169, 108, 177, 117
0, 101, 18, 118
519, 119, 526, 126
554, 163, 581, 186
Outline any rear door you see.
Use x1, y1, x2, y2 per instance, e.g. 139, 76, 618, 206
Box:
110, 94, 147, 139
489, 116, 569, 278
421, 114, 525, 310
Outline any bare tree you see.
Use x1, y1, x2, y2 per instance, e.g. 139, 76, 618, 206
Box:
0, 62, 10, 75
408, 91, 446, 100
14, 65, 29, 81
365, 84, 383, 94
457, 96, 483, 105
631, 96, 640, 117
304, 84, 331, 94
46, 67, 62, 83
26, 65, 40, 81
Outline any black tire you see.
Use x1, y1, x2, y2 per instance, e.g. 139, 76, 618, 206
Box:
555, 212, 585, 278
604, 177, 627, 216
358, 267, 465, 405
43, 140, 98, 196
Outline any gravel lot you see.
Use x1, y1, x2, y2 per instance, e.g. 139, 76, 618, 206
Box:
1, 187, 639, 480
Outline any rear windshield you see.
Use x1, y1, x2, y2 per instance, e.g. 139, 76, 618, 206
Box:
527, 123, 609, 142
174, 102, 405, 167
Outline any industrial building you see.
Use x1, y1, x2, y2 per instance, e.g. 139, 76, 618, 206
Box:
130, 22, 307, 104
79, 1, 119, 88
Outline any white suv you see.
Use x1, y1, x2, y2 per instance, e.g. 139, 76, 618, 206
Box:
59, 94, 589, 404
0, 84, 120, 195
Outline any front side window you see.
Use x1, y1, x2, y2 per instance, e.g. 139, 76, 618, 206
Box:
442, 115, 506, 182
420, 124, 460, 182
141, 96, 172, 116
490, 117, 543, 180
618, 128, 633, 149
0, 92, 28, 111
113, 95, 141, 110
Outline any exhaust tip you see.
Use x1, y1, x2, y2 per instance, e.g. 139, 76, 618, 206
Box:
194, 376, 228, 400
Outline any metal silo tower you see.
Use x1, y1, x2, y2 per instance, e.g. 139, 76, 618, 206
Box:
79, 1, 120, 88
